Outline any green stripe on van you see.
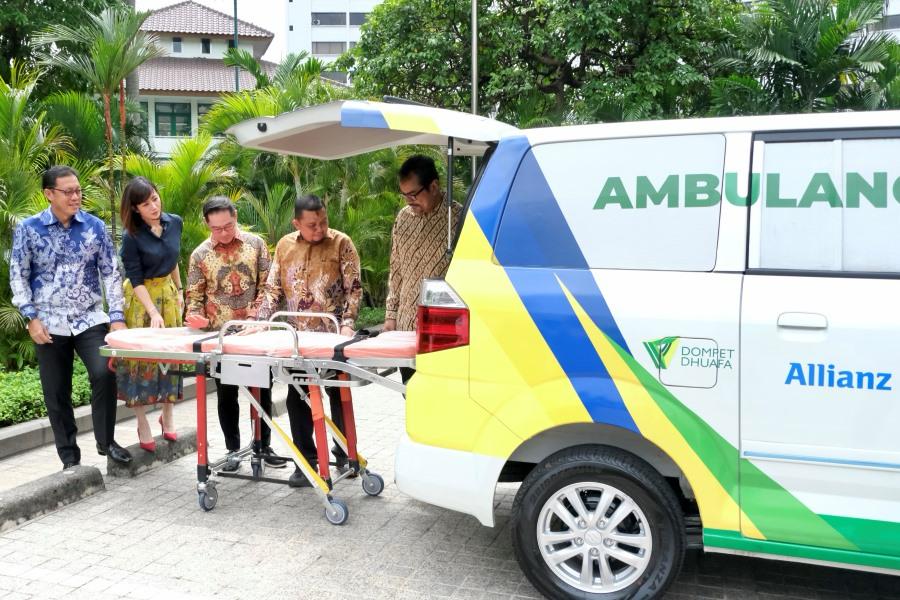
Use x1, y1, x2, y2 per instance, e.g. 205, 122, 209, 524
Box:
820, 515, 900, 557
607, 334, 855, 551
704, 529, 900, 572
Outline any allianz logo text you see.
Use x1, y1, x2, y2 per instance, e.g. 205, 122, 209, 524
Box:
785, 363, 892, 391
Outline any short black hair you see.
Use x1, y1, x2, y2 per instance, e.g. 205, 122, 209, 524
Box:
399, 155, 439, 188
294, 194, 324, 218
202, 196, 236, 220
42, 165, 79, 189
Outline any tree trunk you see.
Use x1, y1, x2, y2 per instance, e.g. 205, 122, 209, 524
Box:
103, 92, 117, 241
124, 0, 141, 141
119, 79, 128, 191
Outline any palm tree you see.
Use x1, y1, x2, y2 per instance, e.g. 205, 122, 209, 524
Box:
35, 5, 165, 239
712, 0, 897, 115
0, 63, 72, 368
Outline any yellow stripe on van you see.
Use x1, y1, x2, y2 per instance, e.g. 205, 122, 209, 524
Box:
558, 278, 764, 537
381, 111, 442, 134
448, 216, 592, 439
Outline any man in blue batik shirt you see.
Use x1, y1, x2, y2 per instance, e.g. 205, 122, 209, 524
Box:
10, 166, 133, 469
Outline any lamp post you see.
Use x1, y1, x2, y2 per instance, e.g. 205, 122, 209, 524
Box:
471, 0, 478, 182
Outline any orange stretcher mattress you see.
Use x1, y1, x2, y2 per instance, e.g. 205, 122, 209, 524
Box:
105, 327, 417, 359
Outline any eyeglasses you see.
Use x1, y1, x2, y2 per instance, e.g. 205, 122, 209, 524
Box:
399, 185, 427, 201
209, 221, 236, 234
51, 187, 83, 198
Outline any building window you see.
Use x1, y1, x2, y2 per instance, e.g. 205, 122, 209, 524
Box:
202, 38, 211, 54
228, 39, 236, 49
311, 41, 347, 55
349, 12, 369, 26
312, 12, 346, 26
289, 25, 294, 31
155, 102, 191, 137
138, 101, 149, 137
349, 41, 357, 49
172, 37, 182, 53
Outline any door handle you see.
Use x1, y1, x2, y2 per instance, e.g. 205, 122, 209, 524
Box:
777, 312, 828, 330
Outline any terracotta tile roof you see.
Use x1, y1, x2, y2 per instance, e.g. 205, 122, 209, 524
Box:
141, 0, 273, 38
137, 57, 276, 93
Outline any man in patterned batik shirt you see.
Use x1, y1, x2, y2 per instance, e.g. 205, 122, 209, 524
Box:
185, 196, 286, 470
256, 194, 362, 487
384, 155, 462, 383
10, 165, 133, 469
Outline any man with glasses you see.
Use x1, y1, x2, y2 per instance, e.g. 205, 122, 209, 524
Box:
256, 194, 362, 487
384, 155, 462, 382
185, 196, 286, 471
10, 165, 133, 469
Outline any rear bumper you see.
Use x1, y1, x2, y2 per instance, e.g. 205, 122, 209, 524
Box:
394, 434, 506, 526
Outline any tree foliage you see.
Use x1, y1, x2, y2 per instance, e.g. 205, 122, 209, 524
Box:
338, 0, 742, 124
0, 0, 122, 97
711, 0, 900, 114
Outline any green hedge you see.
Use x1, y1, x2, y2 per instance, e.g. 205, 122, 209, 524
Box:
0, 361, 92, 427
357, 306, 386, 330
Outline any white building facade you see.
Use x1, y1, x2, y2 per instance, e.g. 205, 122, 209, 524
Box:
137, 0, 274, 157
884, 0, 900, 40
284, 0, 382, 82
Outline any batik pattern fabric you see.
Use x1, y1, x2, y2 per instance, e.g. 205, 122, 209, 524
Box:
116, 276, 183, 407
385, 200, 462, 332
185, 231, 270, 330
256, 229, 362, 332
10, 209, 124, 336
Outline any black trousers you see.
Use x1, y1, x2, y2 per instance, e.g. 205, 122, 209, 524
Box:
34, 323, 116, 465
216, 383, 273, 451
285, 383, 347, 466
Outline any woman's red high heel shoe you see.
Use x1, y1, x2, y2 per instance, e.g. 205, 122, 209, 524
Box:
159, 415, 177, 442
138, 429, 156, 452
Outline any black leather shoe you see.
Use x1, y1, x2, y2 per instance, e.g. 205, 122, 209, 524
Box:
106, 441, 133, 464
62, 461, 80, 471
288, 467, 312, 488
261, 446, 287, 468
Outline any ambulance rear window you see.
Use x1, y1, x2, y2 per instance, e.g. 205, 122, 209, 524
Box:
493, 134, 725, 270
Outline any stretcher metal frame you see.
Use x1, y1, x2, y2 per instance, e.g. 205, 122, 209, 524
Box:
100, 311, 412, 525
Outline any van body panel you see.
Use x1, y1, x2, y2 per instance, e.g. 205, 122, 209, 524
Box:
394, 434, 505, 527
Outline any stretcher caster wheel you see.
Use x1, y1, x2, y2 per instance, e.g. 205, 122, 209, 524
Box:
198, 486, 218, 512
325, 497, 348, 525
362, 472, 384, 497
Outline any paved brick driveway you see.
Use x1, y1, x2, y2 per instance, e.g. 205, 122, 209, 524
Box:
0, 381, 898, 600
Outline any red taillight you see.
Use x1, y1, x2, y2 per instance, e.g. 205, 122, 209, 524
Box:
416, 305, 470, 353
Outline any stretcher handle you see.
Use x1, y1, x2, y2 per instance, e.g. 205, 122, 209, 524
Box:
269, 311, 340, 334
216, 319, 300, 357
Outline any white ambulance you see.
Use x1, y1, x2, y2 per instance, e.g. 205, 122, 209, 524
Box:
231, 102, 900, 600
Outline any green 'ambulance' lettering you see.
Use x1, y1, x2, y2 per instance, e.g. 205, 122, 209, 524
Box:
798, 173, 842, 208
685, 174, 720, 207
594, 177, 633, 209
635, 175, 678, 208
845, 172, 887, 208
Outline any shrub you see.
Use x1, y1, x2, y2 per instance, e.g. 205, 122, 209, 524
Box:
0, 360, 92, 427
357, 306, 386, 330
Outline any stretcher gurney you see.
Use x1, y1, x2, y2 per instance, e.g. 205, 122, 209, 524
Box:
100, 312, 415, 525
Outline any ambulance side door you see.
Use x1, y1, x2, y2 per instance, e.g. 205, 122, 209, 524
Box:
739, 130, 900, 556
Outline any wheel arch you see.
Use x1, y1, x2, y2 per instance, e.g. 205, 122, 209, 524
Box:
499, 423, 696, 503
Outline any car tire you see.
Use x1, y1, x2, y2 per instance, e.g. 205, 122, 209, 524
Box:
511, 444, 685, 600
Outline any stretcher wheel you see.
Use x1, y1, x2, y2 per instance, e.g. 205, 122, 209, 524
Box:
325, 497, 348, 525
198, 485, 218, 512
362, 472, 385, 497
251, 461, 264, 479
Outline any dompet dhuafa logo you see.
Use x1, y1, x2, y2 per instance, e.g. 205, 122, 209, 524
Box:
644, 336, 680, 369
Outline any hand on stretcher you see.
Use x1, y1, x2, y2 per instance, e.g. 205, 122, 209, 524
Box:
185, 314, 209, 329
